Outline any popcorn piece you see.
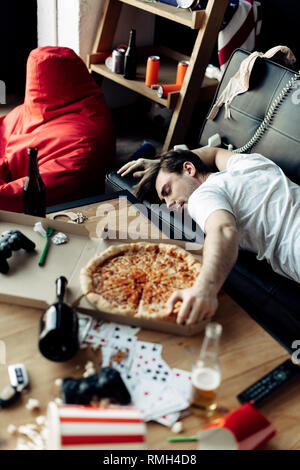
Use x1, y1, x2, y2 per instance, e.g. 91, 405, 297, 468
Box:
54, 398, 63, 405
54, 378, 63, 387
171, 421, 183, 434
36, 415, 46, 426
7, 424, 17, 435
25, 398, 40, 411
83, 368, 96, 378
85, 361, 94, 369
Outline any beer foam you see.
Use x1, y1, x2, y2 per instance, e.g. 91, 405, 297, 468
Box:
192, 367, 220, 391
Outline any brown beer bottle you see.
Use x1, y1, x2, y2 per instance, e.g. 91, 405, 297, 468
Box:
23, 148, 46, 217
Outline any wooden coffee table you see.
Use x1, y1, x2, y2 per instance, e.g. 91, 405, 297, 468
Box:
0, 193, 299, 450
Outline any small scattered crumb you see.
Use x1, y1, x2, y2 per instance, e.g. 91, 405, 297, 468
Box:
80, 343, 88, 350
171, 421, 183, 434
83, 368, 95, 378
91, 344, 100, 351
54, 378, 63, 387
7, 424, 17, 435
25, 398, 40, 411
36, 416, 46, 426
84, 361, 94, 369
54, 398, 63, 405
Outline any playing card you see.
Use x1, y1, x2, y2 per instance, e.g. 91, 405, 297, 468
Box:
143, 384, 189, 421
132, 358, 171, 384
170, 368, 193, 401
155, 412, 181, 427
77, 313, 93, 344
135, 341, 162, 357
85, 319, 109, 344
101, 338, 137, 374
133, 379, 162, 419
85, 321, 140, 345
108, 323, 140, 339
130, 341, 164, 378
120, 371, 141, 397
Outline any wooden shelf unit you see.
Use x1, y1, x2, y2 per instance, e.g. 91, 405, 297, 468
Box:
90, 45, 218, 110
87, 0, 228, 150
118, 0, 205, 29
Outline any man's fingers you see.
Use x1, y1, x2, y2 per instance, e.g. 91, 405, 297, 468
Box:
117, 160, 144, 176
133, 170, 146, 178
117, 161, 134, 174
166, 291, 182, 313
186, 300, 205, 325
176, 297, 194, 325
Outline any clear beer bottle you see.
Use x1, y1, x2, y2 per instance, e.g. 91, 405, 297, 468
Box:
190, 322, 222, 414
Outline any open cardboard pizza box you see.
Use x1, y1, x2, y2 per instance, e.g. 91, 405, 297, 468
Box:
0, 210, 206, 336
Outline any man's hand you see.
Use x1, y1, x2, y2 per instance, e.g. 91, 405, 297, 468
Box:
117, 158, 159, 178
166, 285, 218, 325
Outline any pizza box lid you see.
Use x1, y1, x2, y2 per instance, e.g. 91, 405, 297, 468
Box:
0, 210, 206, 336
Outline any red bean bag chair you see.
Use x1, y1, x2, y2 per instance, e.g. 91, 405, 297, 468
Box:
0, 46, 115, 212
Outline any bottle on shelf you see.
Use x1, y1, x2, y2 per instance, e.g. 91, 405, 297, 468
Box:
190, 322, 222, 414
124, 29, 137, 80
23, 147, 46, 217
38, 276, 79, 362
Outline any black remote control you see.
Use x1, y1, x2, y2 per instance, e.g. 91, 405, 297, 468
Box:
237, 359, 300, 406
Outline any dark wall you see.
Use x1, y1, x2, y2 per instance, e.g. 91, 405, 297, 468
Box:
257, 0, 300, 66
155, 1, 300, 67
0, 1, 37, 96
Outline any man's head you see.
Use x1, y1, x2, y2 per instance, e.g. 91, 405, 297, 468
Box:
134, 149, 213, 209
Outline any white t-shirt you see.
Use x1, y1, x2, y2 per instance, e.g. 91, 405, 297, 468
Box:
188, 153, 300, 283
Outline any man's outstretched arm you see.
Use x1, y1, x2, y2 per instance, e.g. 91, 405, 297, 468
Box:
167, 209, 239, 325
192, 147, 234, 171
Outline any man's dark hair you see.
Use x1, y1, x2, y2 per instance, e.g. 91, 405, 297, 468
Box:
134, 149, 214, 203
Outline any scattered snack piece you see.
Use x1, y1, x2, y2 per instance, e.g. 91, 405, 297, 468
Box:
15, 421, 48, 450
25, 398, 40, 411
36, 416, 46, 426
7, 424, 17, 435
91, 344, 100, 352
85, 361, 94, 369
79, 344, 88, 350
54, 398, 63, 405
54, 378, 63, 387
171, 421, 183, 434
83, 368, 95, 378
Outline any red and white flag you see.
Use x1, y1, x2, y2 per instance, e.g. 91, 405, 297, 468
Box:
218, 0, 262, 72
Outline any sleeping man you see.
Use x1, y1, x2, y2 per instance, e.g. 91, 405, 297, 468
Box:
117, 147, 300, 325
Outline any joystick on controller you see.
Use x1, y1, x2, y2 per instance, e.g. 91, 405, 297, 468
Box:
0, 230, 36, 274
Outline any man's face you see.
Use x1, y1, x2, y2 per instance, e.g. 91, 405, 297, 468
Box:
155, 162, 201, 211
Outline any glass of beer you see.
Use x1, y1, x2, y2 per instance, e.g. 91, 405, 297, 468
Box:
190, 322, 222, 414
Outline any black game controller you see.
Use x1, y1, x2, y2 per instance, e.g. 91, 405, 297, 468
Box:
0, 230, 36, 274
61, 367, 131, 405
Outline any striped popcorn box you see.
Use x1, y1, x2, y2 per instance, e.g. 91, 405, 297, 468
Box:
46, 402, 147, 450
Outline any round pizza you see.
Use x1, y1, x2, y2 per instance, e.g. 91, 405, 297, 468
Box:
80, 242, 202, 320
